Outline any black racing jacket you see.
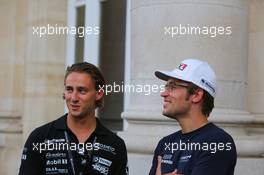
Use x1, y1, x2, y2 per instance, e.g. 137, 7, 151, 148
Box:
19, 114, 128, 175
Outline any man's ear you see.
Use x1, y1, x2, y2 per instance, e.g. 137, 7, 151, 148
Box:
192, 89, 204, 103
96, 89, 104, 101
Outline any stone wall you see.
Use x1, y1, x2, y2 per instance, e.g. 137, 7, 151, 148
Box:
0, 0, 67, 174
120, 0, 264, 174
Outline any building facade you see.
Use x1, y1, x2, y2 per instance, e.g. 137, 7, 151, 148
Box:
0, 0, 263, 174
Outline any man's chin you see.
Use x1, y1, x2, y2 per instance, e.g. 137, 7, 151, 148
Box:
69, 111, 83, 118
163, 110, 182, 120
162, 111, 174, 119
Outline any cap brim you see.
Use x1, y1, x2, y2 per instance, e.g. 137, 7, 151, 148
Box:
155, 70, 190, 83
155, 71, 176, 81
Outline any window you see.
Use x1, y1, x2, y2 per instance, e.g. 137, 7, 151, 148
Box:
75, 5, 85, 62
66, 0, 127, 131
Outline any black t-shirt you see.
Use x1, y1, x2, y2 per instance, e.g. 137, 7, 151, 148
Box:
19, 114, 128, 175
149, 123, 237, 175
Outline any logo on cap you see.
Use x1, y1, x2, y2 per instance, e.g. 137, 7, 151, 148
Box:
177, 63, 188, 71
201, 78, 215, 93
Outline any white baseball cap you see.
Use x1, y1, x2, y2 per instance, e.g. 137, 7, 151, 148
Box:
155, 59, 217, 98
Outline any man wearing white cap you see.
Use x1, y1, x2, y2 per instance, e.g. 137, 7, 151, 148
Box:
149, 59, 237, 175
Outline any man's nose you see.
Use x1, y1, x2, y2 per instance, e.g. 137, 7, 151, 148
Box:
71, 91, 79, 101
161, 89, 169, 97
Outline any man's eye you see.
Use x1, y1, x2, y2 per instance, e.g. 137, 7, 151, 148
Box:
65, 88, 72, 92
165, 84, 174, 89
79, 89, 87, 94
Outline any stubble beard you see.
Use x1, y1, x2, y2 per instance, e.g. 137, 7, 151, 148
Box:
68, 105, 95, 120
162, 103, 191, 120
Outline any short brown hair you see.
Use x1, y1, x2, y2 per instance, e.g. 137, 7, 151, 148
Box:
187, 84, 214, 117
64, 62, 105, 108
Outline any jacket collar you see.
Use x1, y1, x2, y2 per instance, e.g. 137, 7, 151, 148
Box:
53, 113, 109, 136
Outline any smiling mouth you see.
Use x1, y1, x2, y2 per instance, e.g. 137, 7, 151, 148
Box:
163, 102, 168, 107
163, 100, 171, 104
163, 100, 171, 107
70, 105, 80, 110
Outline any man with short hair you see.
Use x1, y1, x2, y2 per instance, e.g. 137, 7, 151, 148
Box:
149, 59, 237, 175
19, 62, 128, 175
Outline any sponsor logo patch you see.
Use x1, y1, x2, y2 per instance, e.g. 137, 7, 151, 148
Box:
46, 152, 66, 159
92, 163, 109, 175
179, 155, 192, 163
46, 159, 68, 165
97, 143, 116, 155
93, 156, 112, 167
177, 63, 188, 71
201, 78, 215, 93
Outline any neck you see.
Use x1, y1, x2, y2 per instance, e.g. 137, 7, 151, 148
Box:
67, 113, 97, 142
177, 112, 209, 134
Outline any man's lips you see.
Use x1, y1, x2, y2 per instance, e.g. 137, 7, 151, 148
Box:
70, 104, 80, 110
163, 99, 171, 107
162, 101, 169, 107
163, 99, 171, 103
